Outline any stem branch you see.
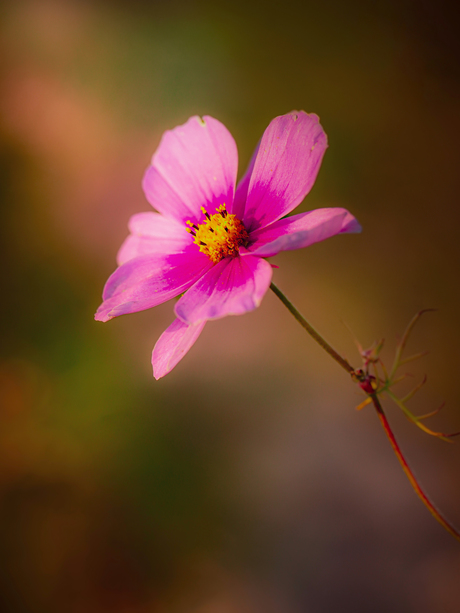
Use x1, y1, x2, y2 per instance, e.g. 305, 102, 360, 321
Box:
271, 281, 460, 542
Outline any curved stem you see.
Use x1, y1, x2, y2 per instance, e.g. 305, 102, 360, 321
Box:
270, 282, 354, 374
372, 394, 460, 542
271, 281, 460, 542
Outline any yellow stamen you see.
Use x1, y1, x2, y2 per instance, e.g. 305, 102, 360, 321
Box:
186, 205, 249, 264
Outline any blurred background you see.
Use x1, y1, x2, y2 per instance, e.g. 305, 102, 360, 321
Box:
1, 0, 460, 611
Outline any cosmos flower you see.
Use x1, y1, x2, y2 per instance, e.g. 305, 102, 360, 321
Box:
95, 111, 361, 378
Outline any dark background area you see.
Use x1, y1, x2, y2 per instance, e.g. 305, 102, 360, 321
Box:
1, 0, 460, 611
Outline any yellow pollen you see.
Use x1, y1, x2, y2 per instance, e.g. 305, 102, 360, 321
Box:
186, 205, 249, 264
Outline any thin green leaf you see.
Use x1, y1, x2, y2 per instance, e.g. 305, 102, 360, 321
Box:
418, 402, 444, 421
386, 390, 455, 442
399, 351, 429, 366
389, 310, 436, 381
401, 375, 427, 403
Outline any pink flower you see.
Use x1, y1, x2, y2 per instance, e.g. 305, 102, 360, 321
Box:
95, 111, 361, 378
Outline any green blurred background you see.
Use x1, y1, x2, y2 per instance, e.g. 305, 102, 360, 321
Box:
1, 0, 460, 611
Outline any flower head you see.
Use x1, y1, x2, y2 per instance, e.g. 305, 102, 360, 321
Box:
95, 111, 361, 378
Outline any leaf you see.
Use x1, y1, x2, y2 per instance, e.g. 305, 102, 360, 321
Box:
389, 310, 436, 381
356, 397, 372, 411
399, 351, 429, 366
400, 375, 427, 403
386, 390, 459, 442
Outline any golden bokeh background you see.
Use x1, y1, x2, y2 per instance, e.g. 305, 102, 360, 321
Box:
1, 0, 460, 611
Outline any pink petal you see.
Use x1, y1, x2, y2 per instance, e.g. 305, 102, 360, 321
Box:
117, 212, 191, 265
242, 111, 328, 232
94, 250, 213, 322
174, 255, 273, 325
248, 208, 361, 257
231, 140, 260, 219
152, 318, 206, 379
341, 210, 362, 234
142, 116, 238, 225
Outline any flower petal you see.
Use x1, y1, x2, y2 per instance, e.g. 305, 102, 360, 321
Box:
117, 212, 191, 265
242, 111, 328, 232
94, 250, 213, 322
152, 318, 206, 379
248, 208, 361, 257
142, 116, 238, 225
174, 255, 273, 324
230, 140, 260, 219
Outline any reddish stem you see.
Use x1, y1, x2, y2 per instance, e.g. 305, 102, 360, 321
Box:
371, 394, 460, 542
272, 283, 460, 543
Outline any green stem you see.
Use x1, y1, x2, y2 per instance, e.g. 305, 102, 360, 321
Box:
270, 282, 354, 374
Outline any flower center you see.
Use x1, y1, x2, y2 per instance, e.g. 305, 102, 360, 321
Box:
186, 205, 249, 264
